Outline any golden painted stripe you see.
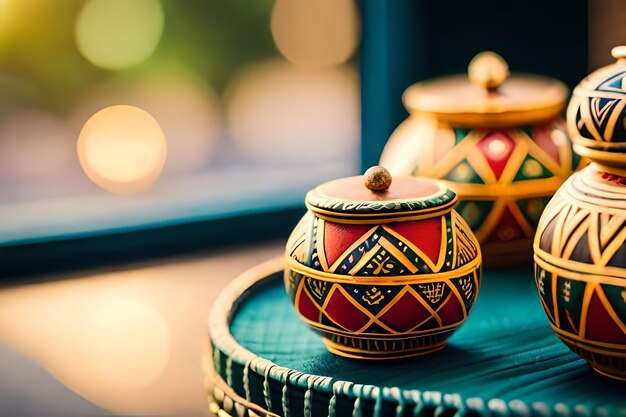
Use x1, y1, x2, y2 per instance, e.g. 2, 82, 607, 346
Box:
431, 131, 482, 178
573, 145, 626, 165
498, 136, 529, 184
506, 199, 535, 238
440, 177, 564, 198
315, 218, 329, 271
595, 286, 626, 335
588, 212, 602, 266
286, 255, 481, 285
534, 251, 626, 283
347, 242, 381, 275
298, 314, 463, 338
324, 339, 447, 360
328, 225, 377, 273
578, 283, 595, 338
552, 325, 626, 351
552, 271, 560, 328
473, 197, 508, 242
519, 128, 569, 177
466, 145, 499, 185
381, 225, 438, 272
309, 204, 456, 224
603, 98, 626, 140
378, 237, 420, 273
601, 226, 626, 267
406, 286, 443, 326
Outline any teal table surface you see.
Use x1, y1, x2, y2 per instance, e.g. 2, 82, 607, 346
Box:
208, 260, 626, 417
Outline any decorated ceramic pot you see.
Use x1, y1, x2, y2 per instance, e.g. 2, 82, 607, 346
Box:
284, 166, 482, 359
380, 52, 584, 266
534, 46, 626, 381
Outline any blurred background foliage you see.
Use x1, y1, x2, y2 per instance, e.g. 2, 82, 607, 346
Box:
0, 0, 278, 113
0, 0, 361, 206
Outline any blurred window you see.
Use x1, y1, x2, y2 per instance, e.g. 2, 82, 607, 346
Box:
0, 0, 361, 245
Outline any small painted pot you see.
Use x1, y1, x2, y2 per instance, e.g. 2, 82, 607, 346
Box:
534, 46, 626, 381
284, 166, 482, 359
380, 52, 584, 266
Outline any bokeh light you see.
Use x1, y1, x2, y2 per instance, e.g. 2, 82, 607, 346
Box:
84, 297, 170, 389
0, 247, 282, 415
77, 105, 167, 194
271, 0, 360, 69
71, 73, 219, 176
0, 282, 172, 414
75, 0, 164, 70
226, 60, 360, 163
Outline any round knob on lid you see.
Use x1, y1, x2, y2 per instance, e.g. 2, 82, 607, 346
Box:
364, 166, 392, 191
468, 51, 509, 91
611, 45, 626, 61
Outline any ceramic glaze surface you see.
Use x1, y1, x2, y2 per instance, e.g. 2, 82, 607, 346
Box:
285, 173, 482, 359
534, 167, 626, 380
380, 52, 581, 266
534, 47, 626, 381
567, 49, 626, 166
382, 118, 581, 265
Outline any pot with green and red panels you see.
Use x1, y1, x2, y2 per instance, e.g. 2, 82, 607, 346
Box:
284, 166, 482, 360
380, 52, 585, 267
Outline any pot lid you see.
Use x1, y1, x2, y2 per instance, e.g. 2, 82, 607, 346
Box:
567, 46, 626, 167
403, 51, 568, 127
305, 166, 457, 222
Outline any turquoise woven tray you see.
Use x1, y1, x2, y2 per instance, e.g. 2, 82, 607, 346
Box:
207, 259, 626, 417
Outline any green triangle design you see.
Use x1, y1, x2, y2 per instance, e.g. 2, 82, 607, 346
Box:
443, 161, 484, 184
515, 196, 552, 227
455, 200, 494, 230
513, 154, 553, 181
453, 128, 471, 145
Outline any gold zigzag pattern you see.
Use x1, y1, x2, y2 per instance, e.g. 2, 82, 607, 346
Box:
453, 211, 479, 267
311, 217, 450, 275
591, 97, 616, 126
379, 120, 583, 250
577, 92, 626, 142
294, 275, 473, 337
535, 181, 626, 343
286, 211, 481, 277
424, 127, 576, 243
540, 193, 626, 267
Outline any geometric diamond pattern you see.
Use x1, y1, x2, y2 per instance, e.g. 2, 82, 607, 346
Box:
294, 270, 480, 337
380, 120, 584, 250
